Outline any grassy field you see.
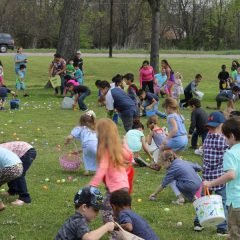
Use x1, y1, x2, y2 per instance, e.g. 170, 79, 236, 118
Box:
0, 56, 236, 240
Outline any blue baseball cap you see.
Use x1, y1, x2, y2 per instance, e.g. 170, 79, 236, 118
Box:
206, 112, 226, 127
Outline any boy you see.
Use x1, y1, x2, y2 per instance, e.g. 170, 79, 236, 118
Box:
204, 117, 240, 239
218, 65, 231, 91
0, 85, 16, 110
215, 86, 240, 110
180, 74, 202, 108
188, 98, 208, 149
194, 112, 228, 236
154, 68, 167, 97
74, 63, 84, 84
66, 83, 90, 111
110, 190, 159, 240
55, 186, 114, 240
137, 89, 166, 118
16, 64, 29, 97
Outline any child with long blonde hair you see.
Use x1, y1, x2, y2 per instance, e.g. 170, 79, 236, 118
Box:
89, 118, 132, 240
160, 98, 188, 152
65, 110, 97, 176
172, 72, 184, 101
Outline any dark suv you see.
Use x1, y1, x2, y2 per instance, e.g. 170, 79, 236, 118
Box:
0, 33, 14, 53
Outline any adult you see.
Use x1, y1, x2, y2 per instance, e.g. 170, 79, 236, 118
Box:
14, 47, 27, 74
0, 141, 37, 205
0, 147, 23, 210
99, 81, 137, 132
161, 59, 175, 97
139, 60, 155, 93
49, 53, 66, 95
73, 50, 84, 73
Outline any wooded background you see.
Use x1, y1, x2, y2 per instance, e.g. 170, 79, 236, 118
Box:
1, 0, 240, 51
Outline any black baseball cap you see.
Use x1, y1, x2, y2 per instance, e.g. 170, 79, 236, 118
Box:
74, 186, 103, 210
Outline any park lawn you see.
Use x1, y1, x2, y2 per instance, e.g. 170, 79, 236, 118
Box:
0, 56, 237, 240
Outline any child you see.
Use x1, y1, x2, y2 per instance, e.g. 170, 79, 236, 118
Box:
160, 98, 188, 152
111, 74, 124, 89
0, 60, 4, 86
137, 89, 166, 118
95, 80, 105, 107
0, 147, 23, 210
74, 63, 84, 84
146, 115, 167, 163
154, 68, 167, 96
218, 64, 231, 91
110, 190, 159, 240
89, 118, 132, 240
125, 119, 153, 161
234, 66, 240, 88
0, 85, 16, 110
66, 83, 91, 111
172, 72, 184, 101
149, 150, 202, 205
203, 117, 240, 239
231, 60, 239, 80
139, 60, 155, 93
65, 111, 97, 176
188, 98, 208, 149
66, 59, 75, 77
194, 111, 228, 235
0, 141, 36, 205
63, 75, 79, 96
55, 186, 114, 240
16, 64, 29, 97
180, 74, 202, 108
215, 85, 240, 110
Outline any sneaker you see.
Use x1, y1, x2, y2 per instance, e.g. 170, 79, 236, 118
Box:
172, 197, 185, 205
11, 199, 25, 206
194, 147, 203, 156
217, 229, 228, 236
194, 221, 204, 232
134, 157, 147, 167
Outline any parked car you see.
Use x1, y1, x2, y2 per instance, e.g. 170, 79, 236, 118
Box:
0, 33, 14, 53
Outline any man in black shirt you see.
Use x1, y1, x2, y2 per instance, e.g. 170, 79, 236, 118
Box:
73, 50, 84, 72
66, 83, 90, 111
218, 65, 231, 91
188, 98, 208, 149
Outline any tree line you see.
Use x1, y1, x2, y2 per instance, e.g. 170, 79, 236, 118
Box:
1, 0, 240, 51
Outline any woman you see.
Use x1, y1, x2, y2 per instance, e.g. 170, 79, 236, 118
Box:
139, 60, 155, 93
14, 47, 27, 74
161, 59, 175, 97
49, 53, 66, 96
0, 147, 23, 210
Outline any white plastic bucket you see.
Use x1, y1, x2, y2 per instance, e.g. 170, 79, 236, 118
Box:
61, 97, 74, 109
193, 194, 225, 226
195, 91, 204, 100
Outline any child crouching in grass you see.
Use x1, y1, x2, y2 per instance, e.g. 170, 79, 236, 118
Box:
149, 150, 202, 205
55, 186, 114, 240
110, 190, 159, 240
0, 85, 16, 110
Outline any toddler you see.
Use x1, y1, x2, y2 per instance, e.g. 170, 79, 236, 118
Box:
0, 60, 4, 86
172, 72, 184, 101
16, 64, 29, 97
74, 63, 84, 84
0, 85, 16, 110
65, 111, 97, 176
55, 186, 114, 240
66, 59, 75, 77
218, 65, 231, 91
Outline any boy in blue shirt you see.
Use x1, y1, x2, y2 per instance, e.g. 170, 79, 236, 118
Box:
16, 64, 29, 97
0, 85, 16, 110
110, 190, 159, 240
204, 117, 240, 239
74, 63, 84, 84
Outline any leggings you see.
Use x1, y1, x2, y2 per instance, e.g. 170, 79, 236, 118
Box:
142, 81, 154, 93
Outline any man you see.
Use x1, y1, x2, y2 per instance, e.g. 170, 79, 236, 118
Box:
73, 50, 84, 72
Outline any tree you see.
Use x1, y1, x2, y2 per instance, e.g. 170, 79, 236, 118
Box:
148, 0, 161, 73
57, 0, 81, 60
109, 0, 113, 57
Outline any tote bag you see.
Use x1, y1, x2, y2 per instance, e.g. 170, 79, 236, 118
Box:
114, 222, 145, 240
50, 75, 61, 88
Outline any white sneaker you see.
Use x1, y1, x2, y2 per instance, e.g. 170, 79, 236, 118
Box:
194, 147, 203, 156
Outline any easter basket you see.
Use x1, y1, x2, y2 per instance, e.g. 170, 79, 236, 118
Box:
59, 142, 82, 171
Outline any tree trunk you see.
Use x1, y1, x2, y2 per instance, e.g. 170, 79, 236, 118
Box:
148, 0, 161, 73
109, 0, 113, 58
57, 0, 81, 61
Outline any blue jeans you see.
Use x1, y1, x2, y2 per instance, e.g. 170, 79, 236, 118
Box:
8, 148, 37, 203
143, 100, 166, 118
78, 89, 90, 111
194, 186, 228, 231
55, 75, 65, 95
119, 109, 136, 132
191, 130, 208, 148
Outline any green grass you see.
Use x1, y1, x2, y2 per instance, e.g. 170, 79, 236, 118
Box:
0, 56, 236, 240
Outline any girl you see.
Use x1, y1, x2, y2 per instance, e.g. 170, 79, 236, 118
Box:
125, 120, 153, 161
89, 118, 132, 240
0, 147, 23, 210
0, 141, 36, 205
65, 110, 97, 176
234, 66, 240, 88
172, 72, 184, 101
160, 98, 188, 152
0, 60, 4, 86
139, 60, 155, 93
147, 115, 167, 163
161, 59, 175, 97
149, 150, 202, 204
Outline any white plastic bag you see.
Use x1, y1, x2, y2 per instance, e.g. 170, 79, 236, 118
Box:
61, 97, 74, 109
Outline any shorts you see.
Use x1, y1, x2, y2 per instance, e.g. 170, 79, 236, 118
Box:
16, 82, 25, 90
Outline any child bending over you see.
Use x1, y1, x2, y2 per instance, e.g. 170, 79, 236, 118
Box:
55, 186, 114, 240
0, 85, 16, 110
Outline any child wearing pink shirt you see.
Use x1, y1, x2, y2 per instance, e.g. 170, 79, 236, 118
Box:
90, 118, 131, 240
139, 60, 155, 93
